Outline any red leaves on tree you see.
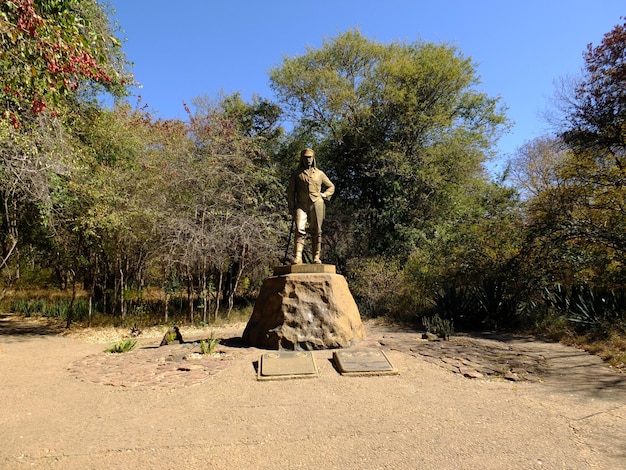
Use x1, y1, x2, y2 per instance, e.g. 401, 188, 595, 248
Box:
1, 0, 127, 127
15, 0, 43, 37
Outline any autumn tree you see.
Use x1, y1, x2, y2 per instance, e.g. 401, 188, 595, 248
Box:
0, 0, 132, 289
155, 96, 285, 321
552, 18, 626, 286
501, 20, 626, 336
0, 0, 130, 126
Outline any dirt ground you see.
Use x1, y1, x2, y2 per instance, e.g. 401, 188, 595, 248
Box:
1, 313, 625, 469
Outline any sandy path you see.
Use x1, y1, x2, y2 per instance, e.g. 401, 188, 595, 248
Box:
1, 315, 625, 469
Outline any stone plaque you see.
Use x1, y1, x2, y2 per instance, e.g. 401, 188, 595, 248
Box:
257, 351, 319, 380
333, 349, 398, 376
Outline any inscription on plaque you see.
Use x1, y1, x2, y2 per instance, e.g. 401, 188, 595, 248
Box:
333, 349, 398, 376
258, 351, 319, 380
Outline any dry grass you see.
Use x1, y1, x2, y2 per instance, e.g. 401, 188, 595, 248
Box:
561, 331, 626, 373
2, 287, 89, 301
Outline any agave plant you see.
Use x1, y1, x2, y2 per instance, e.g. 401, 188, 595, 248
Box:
104, 339, 138, 354
200, 333, 220, 355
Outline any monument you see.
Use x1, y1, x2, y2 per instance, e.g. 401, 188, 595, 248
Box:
243, 148, 365, 350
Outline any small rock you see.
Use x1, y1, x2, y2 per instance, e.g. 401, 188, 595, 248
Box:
459, 366, 484, 379
422, 332, 439, 341
441, 357, 462, 367
504, 370, 522, 381
130, 325, 142, 337
184, 352, 203, 360
440, 362, 461, 373
177, 364, 203, 372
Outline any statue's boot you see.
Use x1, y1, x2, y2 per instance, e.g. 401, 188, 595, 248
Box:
313, 237, 322, 264
292, 239, 304, 265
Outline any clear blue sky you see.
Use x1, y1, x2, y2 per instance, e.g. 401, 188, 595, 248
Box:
105, 0, 624, 170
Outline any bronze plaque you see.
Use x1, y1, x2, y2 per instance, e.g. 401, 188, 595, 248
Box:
258, 351, 319, 380
333, 349, 398, 376
272, 264, 336, 276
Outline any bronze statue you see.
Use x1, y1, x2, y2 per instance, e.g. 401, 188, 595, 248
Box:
287, 148, 335, 264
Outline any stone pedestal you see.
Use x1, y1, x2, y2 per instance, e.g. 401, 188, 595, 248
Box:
243, 265, 365, 350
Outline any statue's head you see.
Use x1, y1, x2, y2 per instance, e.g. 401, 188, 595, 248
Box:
299, 148, 316, 168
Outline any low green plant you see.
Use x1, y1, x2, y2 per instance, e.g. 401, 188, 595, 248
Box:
421, 313, 454, 340
542, 283, 626, 335
9, 298, 90, 322
104, 338, 138, 353
10, 298, 45, 317
200, 333, 220, 355
43, 299, 70, 319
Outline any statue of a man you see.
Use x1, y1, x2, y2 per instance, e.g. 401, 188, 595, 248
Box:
287, 148, 335, 264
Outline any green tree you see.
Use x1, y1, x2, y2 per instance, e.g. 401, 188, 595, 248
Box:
270, 30, 508, 260
53, 104, 163, 324
270, 30, 519, 326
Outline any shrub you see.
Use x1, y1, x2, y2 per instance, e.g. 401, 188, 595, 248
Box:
542, 283, 626, 335
10, 298, 45, 317
421, 313, 454, 339
200, 333, 220, 355
347, 256, 409, 320
104, 339, 138, 353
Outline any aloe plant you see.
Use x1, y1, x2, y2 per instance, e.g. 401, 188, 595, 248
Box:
105, 339, 138, 353
200, 333, 220, 355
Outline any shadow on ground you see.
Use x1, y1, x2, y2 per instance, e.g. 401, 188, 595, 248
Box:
0, 313, 64, 337
374, 326, 626, 399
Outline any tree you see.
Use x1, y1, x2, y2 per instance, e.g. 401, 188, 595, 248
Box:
552, 18, 626, 286
269, 30, 508, 260
57, 104, 164, 323
0, 0, 131, 126
0, 0, 132, 287
154, 96, 285, 320
509, 136, 569, 200
561, 18, 626, 156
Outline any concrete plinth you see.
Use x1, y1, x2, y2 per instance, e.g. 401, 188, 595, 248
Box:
243, 266, 365, 350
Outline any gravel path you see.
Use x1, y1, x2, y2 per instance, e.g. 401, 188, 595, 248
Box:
1, 314, 625, 469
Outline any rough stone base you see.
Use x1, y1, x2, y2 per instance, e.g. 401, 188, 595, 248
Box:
243, 270, 365, 350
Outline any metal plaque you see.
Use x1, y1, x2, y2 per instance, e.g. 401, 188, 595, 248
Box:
257, 351, 319, 380
333, 349, 398, 376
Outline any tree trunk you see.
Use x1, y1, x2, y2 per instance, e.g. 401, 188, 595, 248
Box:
227, 245, 248, 318
88, 254, 97, 328
103, 269, 108, 316
164, 293, 170, 323
187, 269, 194, 323
0, 198, 18, 273
120, 267, 126, 319
201, 269, 208, 323
65, 269, 76, 329
214, 270, 223, 322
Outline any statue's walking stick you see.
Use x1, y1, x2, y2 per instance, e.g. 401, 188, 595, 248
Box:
282, 218, 294, 265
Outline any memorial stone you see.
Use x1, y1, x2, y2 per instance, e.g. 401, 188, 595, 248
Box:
243, 264, 365, 350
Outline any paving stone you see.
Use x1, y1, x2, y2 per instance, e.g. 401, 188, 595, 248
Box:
382, 332, 550, 382
459, 367, 484, 379
69, 343, 232, 389
504, 370, 523, 381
